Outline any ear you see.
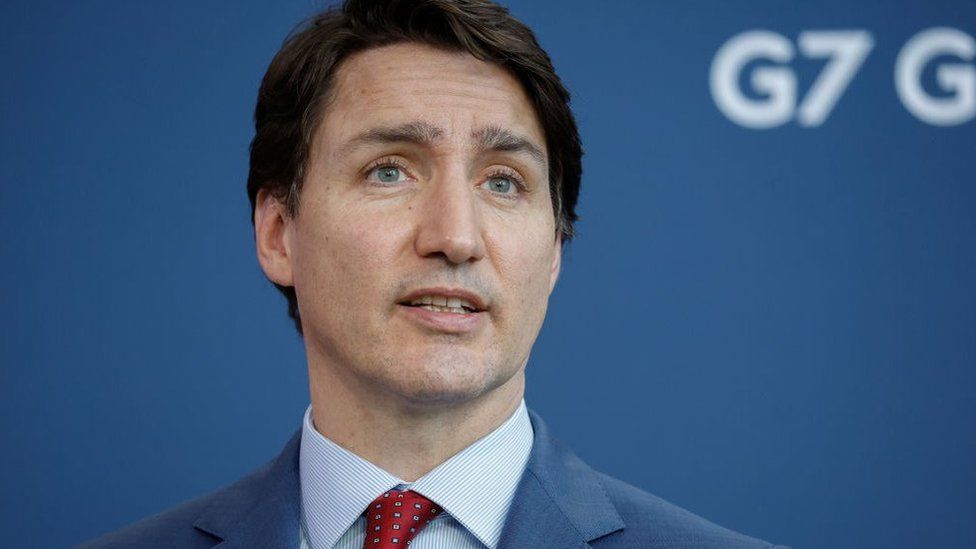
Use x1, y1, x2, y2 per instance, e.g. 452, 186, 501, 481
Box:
548, 233, 562, 294
254, 188, 295, 287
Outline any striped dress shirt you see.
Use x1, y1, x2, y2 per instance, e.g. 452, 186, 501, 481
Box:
298, 400, 534, 549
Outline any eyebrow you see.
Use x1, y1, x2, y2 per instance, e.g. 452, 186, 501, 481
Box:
339, 121, 547, 168
342, 121, 444, 152
473, 125, 547, 168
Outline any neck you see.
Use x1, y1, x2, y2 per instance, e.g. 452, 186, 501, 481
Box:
306, 358, 525, 482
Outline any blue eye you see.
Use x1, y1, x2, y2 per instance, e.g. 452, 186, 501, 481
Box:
486, 176, 513, 194
374, 166, 403, 183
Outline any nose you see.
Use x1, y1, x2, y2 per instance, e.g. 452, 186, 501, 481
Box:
414, 174, 487, 264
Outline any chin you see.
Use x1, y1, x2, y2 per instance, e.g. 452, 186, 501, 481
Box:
383, 348, 515, 408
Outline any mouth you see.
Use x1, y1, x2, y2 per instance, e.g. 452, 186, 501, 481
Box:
397, 289, 488, 316
401, 295, 482, 314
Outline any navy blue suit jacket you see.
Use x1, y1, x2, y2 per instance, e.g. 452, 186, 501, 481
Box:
83, 411, 788, 548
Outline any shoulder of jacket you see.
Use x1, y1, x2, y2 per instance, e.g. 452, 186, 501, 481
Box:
590, 472, 789, 549
79, 453, 283, 548
78, 489, 220, 548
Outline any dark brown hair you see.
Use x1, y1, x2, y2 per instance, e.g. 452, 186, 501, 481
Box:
247, 0, 582, 335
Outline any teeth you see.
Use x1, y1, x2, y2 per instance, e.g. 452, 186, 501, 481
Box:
419, 304, 467, 314
407, 295, 479, 312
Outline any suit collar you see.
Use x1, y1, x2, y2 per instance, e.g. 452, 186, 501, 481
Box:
497, 410, 625, 548
190, 409, 624, 548
192, 430, 303, 548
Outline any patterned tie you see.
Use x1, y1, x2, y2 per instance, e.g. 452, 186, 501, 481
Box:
362, 489, 442, 548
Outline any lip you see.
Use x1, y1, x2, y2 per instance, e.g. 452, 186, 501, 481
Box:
397, 287, 488, 312
397, 303, 486, 334
396, 287, 489, 334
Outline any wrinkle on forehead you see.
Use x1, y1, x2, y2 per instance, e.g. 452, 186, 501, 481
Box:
323, 42, 545, 148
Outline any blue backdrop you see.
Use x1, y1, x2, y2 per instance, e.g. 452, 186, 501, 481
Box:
2, 1, 974, 547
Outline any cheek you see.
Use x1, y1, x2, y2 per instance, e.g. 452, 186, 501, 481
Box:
295, 195, 421, 312
495, 226, 557, 310
293, 207, 384, 301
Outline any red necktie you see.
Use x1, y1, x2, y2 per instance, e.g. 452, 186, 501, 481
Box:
362, 489, 442, 548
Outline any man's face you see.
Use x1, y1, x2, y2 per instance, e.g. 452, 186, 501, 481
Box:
271, 42, 561, 409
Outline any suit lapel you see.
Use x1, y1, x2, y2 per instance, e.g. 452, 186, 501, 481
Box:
497, 470, 593, 549
192, 430, 303, 548
498, 410, 625, 549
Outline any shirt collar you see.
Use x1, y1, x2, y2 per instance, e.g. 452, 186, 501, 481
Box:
300, 400, 533, 549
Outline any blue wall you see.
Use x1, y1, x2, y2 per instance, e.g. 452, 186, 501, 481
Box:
1, 1, 974, 547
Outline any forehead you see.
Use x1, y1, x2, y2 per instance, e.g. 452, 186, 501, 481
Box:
317, 42, 546, 153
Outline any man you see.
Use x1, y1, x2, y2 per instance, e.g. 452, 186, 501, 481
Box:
85, 1, 787, 547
